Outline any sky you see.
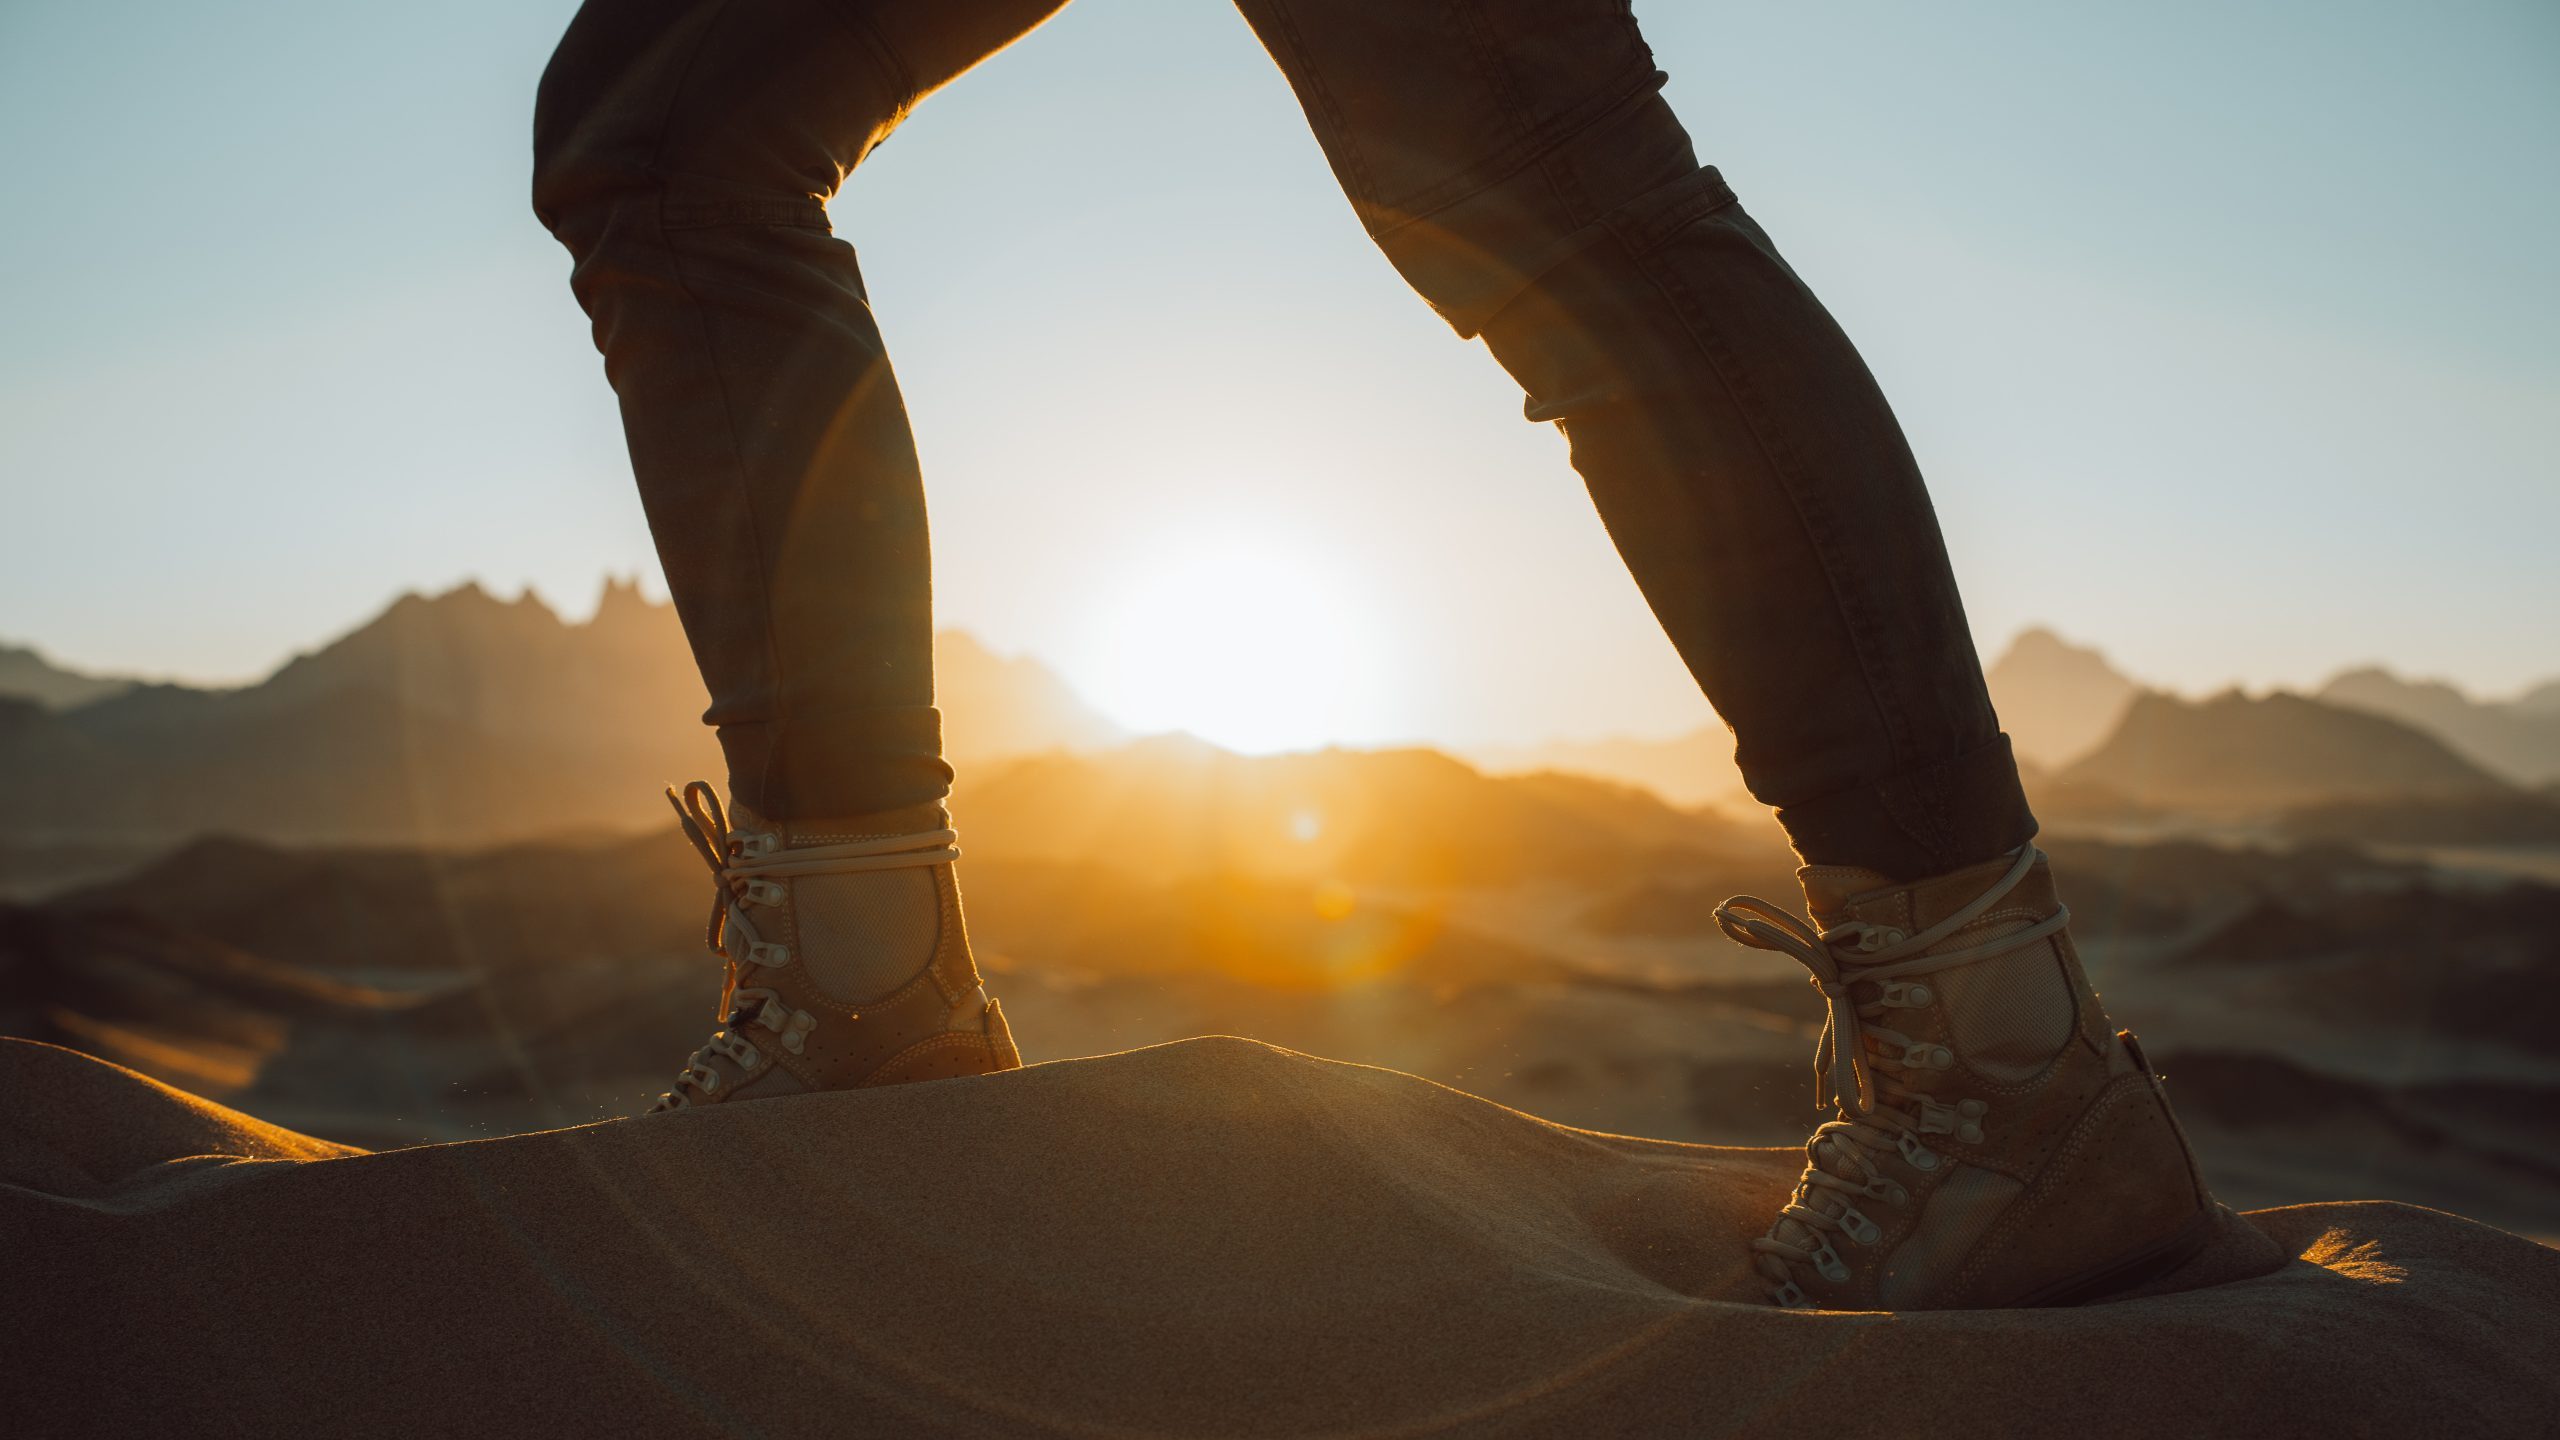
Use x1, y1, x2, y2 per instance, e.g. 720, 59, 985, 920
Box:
1, 0, 2554, 751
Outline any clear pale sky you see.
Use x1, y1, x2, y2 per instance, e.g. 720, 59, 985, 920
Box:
2, 0, 2553, 750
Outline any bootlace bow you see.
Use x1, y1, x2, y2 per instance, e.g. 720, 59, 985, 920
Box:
1711, 845, 2068, 1305
647, 781, 961, 1113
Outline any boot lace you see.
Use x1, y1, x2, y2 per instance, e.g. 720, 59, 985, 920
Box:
647, 781, 961, 1114
1712, 845, 2068, 1306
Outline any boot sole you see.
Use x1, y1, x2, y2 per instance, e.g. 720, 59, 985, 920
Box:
2015, 1208, 2217, 1308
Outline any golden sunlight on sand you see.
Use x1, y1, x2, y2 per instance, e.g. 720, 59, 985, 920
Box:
13, 1036, 2554, 1437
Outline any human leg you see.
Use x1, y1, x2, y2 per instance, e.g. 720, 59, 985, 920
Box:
1235, 0, 2027, 882
533, 0, 1065, 1105
1233, 0, 2214, 1309
534, 0, 1067, 822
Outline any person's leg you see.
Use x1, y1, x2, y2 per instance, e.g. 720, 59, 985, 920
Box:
533, 0, 1065, 1107
1232, 0, 2216, 1312
1234, 1, 2029, 883
534, 0, 1067, 823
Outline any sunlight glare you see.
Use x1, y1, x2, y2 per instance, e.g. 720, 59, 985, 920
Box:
1075, 536, 1387, 753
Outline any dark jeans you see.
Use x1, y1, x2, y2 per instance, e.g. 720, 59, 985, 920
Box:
532, 0, 2035, 880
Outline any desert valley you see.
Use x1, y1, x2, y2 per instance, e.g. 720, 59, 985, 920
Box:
5, 582, 2557, 1241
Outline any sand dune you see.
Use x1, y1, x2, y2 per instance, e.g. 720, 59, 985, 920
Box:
7, 1037, 2554, 1437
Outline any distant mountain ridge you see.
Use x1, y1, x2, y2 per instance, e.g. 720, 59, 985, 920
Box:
6, 591, 2552, 848
2317, 667, 2560, 785
962, 735, 1768, 888
1468, 727, 1746, 809
0, 643, 135, 711
2060, 689, 2515, 815
1985, 627, 2142, 769
1472, 626, 2152, 802
0, 581, 1124, 846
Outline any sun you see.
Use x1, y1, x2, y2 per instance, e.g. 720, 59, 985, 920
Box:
1071, 534, 1387, 753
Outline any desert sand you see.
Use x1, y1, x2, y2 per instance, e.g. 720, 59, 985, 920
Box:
6, 1034, 2554, 1438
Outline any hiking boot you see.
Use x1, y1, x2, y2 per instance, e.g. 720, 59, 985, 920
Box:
1715, 845, 2214, 1309
645, 781, 1021, 1113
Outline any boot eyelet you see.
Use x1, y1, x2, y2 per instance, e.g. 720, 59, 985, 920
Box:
1862, 1177, 1909, 1206
1955, 1098, 1987, 1142
1897, 1131, 1941, 1171
1770, 1280, 1808, 1308
746, 941, 791, 968
1838, 1207, 1882, 1245
744, 879, 786, 907
1811, 1242, 1850, 1283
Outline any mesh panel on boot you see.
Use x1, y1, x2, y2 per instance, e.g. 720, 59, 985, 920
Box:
1934, 931, 2074, 1082
1876, 1163, 2024, 1308
791, 868, 941, 1004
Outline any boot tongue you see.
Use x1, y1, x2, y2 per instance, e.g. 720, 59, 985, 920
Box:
1797, 865, 1898, 930
725, 796, 777, 845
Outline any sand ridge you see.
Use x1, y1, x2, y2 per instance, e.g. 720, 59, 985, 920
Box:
4, 1035, 2553, 1437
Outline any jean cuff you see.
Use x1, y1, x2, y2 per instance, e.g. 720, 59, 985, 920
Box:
1775, 734, 2038, 882
717, 705, 952, 821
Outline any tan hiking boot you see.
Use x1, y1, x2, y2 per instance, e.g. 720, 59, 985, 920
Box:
1714, 845, 2214, 1309
644, 781, 1021, 1113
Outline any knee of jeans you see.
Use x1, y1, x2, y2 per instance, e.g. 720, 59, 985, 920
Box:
1370, 89, 1714, 338
531, 61, 877, 244
533, 7, 906, 242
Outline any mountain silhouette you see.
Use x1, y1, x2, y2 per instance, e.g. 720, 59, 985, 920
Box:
2061, 689, 2515, 815
0, 581, 1123, 846
1984, 626, 2142, 768
10, 590, 2551, 854
961, 736, 1766, 888
1467, 726, 1746, 808
1475, 624, 2149, 798
2317, 666, 2560, 786
0, 643, 133, 710
936, 628, 1128, 759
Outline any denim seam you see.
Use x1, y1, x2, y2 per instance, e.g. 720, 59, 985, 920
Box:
1621, 232, 1918, 819
1366, 61, 1665, 242
1450, 168, 1734, 339
659, 196, 830, 232
1455, 1, 1536, 164
644, 0, 793, 812
1600, 174, 1740, 256
1782, 736, 2028, 872
1879, 743, 2020, 868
